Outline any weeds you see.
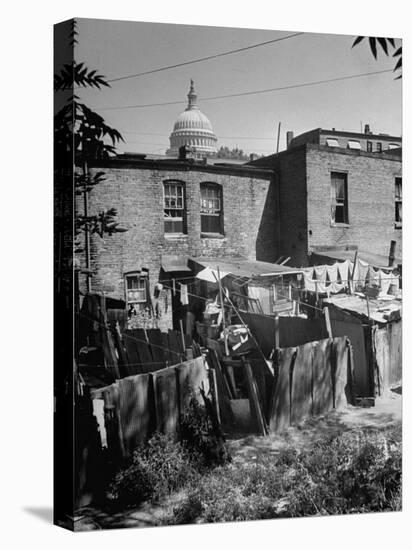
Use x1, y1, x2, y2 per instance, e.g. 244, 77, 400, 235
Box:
170, 427, 402, 523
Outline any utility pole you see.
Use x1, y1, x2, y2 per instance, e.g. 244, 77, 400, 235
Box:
276, 122, 281, 153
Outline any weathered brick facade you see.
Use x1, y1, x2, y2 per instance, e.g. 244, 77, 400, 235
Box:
77, 158, 276, 321
251, 143, 402, 266
305, 145, 402, 260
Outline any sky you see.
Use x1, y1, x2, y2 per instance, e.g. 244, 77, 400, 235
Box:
75, 18, 402, 156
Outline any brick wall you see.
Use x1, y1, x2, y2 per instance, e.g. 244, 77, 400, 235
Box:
306, 146, 402, 259
270, 148, 309, 266
250, 144, 402, 266
76, 164, 276, 321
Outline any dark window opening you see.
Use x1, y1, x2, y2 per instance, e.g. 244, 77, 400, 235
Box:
331, 172, 349, 224
125, 273, 148, 315
367, 141, 373, 152
164, 181, 186, 234
200, 183, 223, 234
395, 177, 402, 225
376, 142, 382, 152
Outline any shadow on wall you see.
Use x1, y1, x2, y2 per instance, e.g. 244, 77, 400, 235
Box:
255, 180, 279, 263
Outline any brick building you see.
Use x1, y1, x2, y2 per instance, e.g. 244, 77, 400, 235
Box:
250, 127, 402, 267
79, 154, 282, 329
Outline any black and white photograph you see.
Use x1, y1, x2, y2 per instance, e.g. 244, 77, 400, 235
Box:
50, 10, 406, 534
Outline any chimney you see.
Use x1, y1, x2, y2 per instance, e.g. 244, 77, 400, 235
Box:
286, 131, 294, 149
365, 124, 371, 134
178, 145, 187, 160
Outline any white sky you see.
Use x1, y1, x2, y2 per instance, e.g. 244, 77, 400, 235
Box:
75, 19, 401, 156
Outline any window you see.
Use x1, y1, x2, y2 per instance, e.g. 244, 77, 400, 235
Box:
331, 172, 349, 224
395, 177, 402, 226
125, 273, 148, 313
367, 141, 373, 152
326, 138, 339, 147
376, 142, 382, 152
163, 181, 186, 234
200, 183, 223, 234
347, 140, 361, 150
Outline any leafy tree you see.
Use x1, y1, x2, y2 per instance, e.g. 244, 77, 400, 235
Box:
54, 20, 126, 291
352, 36, 402, 79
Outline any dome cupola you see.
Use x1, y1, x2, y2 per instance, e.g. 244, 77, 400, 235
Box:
167, 80, 218, 158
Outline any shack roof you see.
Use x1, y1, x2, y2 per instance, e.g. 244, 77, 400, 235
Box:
324, 294, 402, 324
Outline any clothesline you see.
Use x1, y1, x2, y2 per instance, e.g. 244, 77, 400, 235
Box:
160, 282, 326, 314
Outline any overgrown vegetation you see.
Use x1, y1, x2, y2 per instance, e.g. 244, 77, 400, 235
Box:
109, 398, 231, 508
108, 404, 401, 523
109, 433, 197, 508
169, 426, 401, 524
179, 396, 232, 469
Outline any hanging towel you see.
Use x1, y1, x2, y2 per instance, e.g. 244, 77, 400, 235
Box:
303, 272, 317, 292
329, 281, 345, 294
302, 267, 314, 278
337, 260, 350, 285
314, 265, 327, 283
368, 266, 380, 286
315, 280, 330, 294
326, 263, 338, 284
378, 270, 391, 295
180, 284, 189, 305
355, 260, 369, 288
387, 272, 400, 295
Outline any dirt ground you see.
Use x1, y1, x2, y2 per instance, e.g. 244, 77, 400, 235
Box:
228, 386, 402, 466
74, 386, 401, 531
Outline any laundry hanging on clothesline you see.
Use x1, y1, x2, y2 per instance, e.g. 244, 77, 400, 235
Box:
302, 258, 400, 295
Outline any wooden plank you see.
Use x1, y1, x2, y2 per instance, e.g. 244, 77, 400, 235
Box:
161, 331, 172, 365
290, 342, 313, 425
146, 328, 167, 371
312, 338, 334, 416
269, 348, 294, 432
242, 357, 268, 436
208, 368, 221, 425
152, 366, 179, 436
224, 364, 238, 399
132, 328, 153, 372
168, 330, 182, 365
117, 374, 154, 456
329, 308, 370, 397
324, 307, 333, 338
229, 399, 255, 433
206, 350, 235, 427
122, 330, 142, 375
111, 327, 130, 378
333, 336, 349, 409
99, 296, 120, 379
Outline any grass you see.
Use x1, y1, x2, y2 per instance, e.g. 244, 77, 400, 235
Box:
166, 425, 402, 524
108, 400, 401, 525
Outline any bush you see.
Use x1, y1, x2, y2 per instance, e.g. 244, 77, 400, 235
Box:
109, 433, 197, 508
179, 397, 231, 469
170, 427, 402, 524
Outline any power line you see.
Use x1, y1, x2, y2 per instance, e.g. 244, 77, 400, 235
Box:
97, 69, 393, 111
123, 130, 278, 141
106, 32, 304, 83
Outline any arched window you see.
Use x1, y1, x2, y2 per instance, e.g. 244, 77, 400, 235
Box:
163, 180, 187, 234
200, 182, 223, 235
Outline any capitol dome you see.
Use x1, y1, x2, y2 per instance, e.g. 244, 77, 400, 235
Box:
167, 81, 218, 158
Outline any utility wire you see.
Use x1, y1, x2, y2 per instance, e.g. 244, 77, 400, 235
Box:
123, 131, 283, 141
97, 69, 393, 111
106, 32, 304, 83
